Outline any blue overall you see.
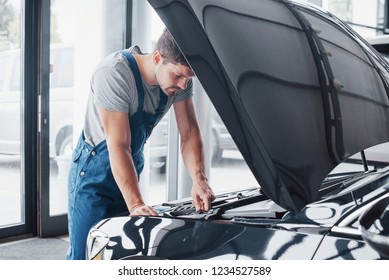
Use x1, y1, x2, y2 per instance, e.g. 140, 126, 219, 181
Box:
66, 50, 167, 260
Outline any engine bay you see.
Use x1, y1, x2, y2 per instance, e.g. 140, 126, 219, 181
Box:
153, 188, 287, 221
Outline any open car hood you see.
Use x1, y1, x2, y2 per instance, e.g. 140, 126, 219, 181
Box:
148, 0, 389, 212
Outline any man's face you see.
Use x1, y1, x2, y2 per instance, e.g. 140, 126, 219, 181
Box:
155, 59, 195, 96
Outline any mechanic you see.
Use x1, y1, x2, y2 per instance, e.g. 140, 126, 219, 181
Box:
66, 28, 215, 260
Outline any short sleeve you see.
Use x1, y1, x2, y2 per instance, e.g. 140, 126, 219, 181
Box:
173, 78, 194, 103
91, 59, 135, 113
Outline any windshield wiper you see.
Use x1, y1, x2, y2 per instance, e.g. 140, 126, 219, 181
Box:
319, 148, 389, 196
319, 169, 378, 197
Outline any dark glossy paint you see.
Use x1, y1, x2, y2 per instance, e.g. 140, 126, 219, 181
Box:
147, 0, 389, 212
360, 195, 389, 259
313, 236, 380, 260
88, 169, 389, 260
95, 216, 323, 260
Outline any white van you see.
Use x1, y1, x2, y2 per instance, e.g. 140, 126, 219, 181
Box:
0, 44, 74, 158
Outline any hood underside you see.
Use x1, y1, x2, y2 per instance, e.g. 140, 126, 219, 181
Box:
148, 0, 389, 212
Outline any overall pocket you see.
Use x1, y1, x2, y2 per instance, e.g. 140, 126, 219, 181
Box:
67, 147, 82, 193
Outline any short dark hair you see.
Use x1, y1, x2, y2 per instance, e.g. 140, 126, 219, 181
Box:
154, 28, 190, 68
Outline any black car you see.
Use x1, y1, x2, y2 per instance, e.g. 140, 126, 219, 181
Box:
86, 0, 389, 260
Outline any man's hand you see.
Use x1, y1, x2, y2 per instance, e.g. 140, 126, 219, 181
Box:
191, 180, 216, 211
130, 204, 158, 216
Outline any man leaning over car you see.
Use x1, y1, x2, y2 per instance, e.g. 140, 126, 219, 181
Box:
66, 28, 215, 260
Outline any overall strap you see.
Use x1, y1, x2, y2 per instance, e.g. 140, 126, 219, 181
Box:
121, 50, 144, 112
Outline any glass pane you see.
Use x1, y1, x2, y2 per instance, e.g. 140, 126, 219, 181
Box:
0, 0, 23, 227
323, 0, 382, 37
147, 113, 169, 205
49, 0, 127, 216
300, 1, 383, 37
209, 106, 258, 193
137, 6, 167, 205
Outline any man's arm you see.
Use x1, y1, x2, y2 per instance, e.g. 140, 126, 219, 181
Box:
173, 98, 215, 211
97, 107, 157, 216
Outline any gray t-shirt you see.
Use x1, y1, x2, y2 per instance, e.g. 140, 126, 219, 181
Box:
83, 46, 193, 146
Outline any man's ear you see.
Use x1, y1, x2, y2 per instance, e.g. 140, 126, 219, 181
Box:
153, 51, 163, 65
